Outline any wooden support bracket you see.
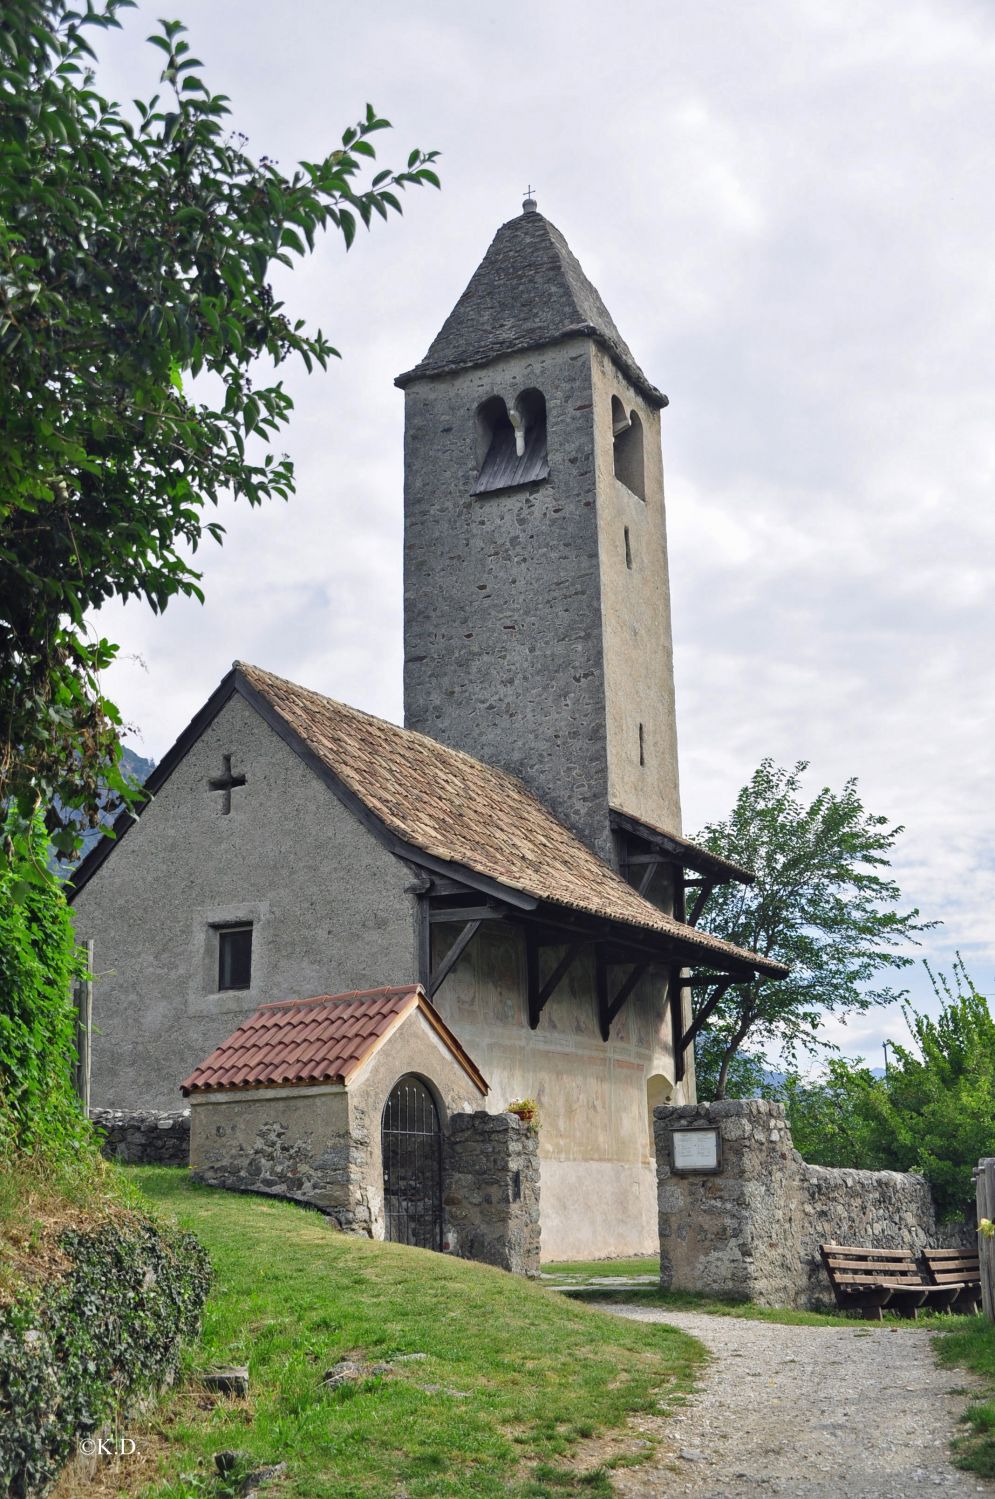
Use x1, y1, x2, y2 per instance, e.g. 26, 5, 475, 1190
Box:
687, 878, 717, 927
527, 939, 585, 1030
680, 977, 735, 1054
596, 949, 649, 1041
428, 918, 483, 999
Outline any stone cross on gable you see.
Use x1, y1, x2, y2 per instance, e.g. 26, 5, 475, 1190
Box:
208, 754, 246, 815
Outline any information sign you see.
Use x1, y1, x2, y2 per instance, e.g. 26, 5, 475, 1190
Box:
670, 1127, 721, 1174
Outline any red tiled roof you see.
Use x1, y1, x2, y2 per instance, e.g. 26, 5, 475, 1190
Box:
180, 985, 488, 1096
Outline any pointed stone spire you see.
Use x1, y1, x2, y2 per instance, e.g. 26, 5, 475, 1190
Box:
396, 207, 666, 407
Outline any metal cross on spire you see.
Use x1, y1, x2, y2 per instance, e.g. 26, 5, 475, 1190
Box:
522, 184, 538, 213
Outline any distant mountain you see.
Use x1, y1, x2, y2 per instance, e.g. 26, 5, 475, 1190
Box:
71, 745, 156, 865
761, 1064, 886, 1092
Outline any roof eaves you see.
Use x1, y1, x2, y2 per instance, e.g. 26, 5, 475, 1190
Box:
395, 327, 669, 410
610, 809, 756, 886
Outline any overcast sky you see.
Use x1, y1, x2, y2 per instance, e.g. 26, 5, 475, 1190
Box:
88, 0, 995, 1065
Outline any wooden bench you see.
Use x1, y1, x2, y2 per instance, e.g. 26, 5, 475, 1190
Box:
922, 1248, 981, 1314
819, 1244, 935, 1319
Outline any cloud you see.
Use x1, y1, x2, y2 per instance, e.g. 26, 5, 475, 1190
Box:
84, 0, 995, 1053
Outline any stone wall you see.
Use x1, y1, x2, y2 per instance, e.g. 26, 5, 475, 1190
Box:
189, 1086, 374, 1235
444, 1112, 541, 1276
91, 1108, 190, 1166
655, 1100, 970, 1309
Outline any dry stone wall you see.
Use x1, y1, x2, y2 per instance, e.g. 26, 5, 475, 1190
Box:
444, 1112, 541, 1276
655, 1100, 970, 1309
91, 1108, 190, 1166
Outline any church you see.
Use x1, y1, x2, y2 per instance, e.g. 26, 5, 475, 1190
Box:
70, 197, 786, 1260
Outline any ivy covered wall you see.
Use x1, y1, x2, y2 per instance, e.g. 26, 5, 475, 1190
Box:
0, 1213, 210, 1498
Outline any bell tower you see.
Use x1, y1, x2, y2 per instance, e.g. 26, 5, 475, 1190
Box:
397, 199, 682, 866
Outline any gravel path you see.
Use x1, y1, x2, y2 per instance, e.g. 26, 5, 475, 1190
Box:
598, 1304, 991, 1498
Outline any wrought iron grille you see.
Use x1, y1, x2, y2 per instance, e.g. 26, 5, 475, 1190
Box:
381, 1076, 443, 1251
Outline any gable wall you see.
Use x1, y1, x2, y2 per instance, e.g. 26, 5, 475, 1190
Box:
72, 693, 419, 1112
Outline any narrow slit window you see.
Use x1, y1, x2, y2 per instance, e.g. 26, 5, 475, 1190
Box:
638, 722, 645, 767
612, 396, 645, 500
624, 526, 633, 570
218, 925, 252, 991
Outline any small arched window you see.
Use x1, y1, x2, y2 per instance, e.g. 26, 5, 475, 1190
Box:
473, 389, 549, 495
612, 396, 645, 501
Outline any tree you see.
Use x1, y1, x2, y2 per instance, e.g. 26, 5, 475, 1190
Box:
692, 759, 933, 1098
759, 960, 995, 1219
849, 960, 995, 1218
0, 0, 439, 874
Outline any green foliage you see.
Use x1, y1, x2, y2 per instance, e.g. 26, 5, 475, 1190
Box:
692, 1033, 770, 1104
0, 0, 440, 867
935, 1318, 995, 1476
692, 759, 933, 1097
0, 1212, 211, 1497
774, 1059, 880, 1167
756, 960, 995, 1219
0, 811, 88, 1155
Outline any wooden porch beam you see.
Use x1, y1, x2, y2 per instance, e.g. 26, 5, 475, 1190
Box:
526, 938, 587, 1030
669, 964, 687, 1081
429, 903, 508, 923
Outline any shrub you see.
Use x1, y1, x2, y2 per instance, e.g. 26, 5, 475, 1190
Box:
0, 814, 88, 1158
0, 1212, 211, 1497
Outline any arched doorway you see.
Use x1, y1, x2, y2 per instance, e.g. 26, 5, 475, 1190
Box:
381, 1075, 443, 1250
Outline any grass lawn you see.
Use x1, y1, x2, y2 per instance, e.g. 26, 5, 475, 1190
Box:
116, 1170, 706, 1499
934, 1318, 995, 1477
541, 1258, 658, 1282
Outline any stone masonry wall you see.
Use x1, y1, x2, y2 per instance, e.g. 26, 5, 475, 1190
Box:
656, 1100, 969, 1309
189, 1089, 373, 1235
444, 1112, 541, 1276
91, 1108, 190, 1166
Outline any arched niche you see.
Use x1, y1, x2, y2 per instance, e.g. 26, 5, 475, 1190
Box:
473, 389, 549, 495
646, 1072, 675, 1152
612, 396, 645, 501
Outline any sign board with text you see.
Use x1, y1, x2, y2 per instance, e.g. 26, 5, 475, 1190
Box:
670, 1126, 721, 1174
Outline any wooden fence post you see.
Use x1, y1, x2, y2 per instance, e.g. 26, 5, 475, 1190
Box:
73, 938, 94, 1115
976, 1157, 995, 1322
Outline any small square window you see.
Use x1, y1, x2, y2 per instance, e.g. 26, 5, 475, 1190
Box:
218, 925, 252, 990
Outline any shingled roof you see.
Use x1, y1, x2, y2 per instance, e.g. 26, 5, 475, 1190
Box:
70, 660, 787, 979
180, 985, 488, 1096
234, 663, 787, 978
395, 207, 667, 408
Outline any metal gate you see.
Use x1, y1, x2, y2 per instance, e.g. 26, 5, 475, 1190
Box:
381, 1076, 443, 1250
